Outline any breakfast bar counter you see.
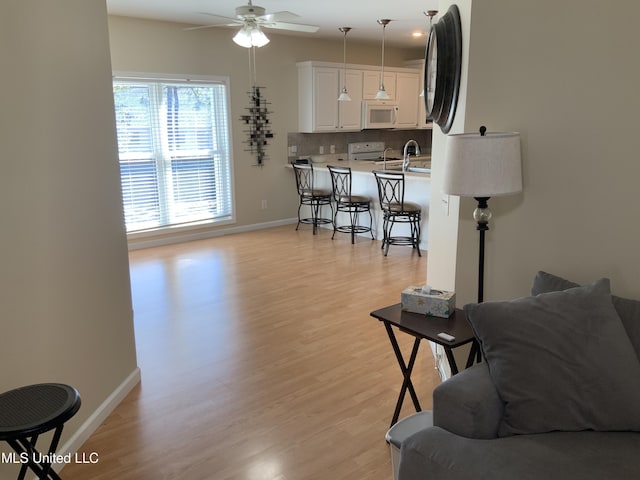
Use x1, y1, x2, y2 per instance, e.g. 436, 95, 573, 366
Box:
287, 158, 431, 250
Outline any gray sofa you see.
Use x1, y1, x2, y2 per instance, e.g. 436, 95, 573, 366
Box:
398, 272, 640, 480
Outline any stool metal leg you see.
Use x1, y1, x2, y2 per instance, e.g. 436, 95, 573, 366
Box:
9, 425, 65, 480
413, 213, 422, 257
312, 199, 319, 234
367, 205, 374, 240
331, 204, 339, 239
350, 209, 357, 244
295, 202, 303, 231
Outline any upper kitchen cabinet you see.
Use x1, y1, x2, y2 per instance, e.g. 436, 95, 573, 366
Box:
404, 59, 433, 129
297, 61, 423, 133
395, 72, 421, 129
362, 71, 396, 100
297, 62, 363, 133
363, 70, 421, 128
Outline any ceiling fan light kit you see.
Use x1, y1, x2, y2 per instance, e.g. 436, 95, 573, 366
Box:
375, 19, 392, 100
233, 24, 270, 48
191, 1, 319, 48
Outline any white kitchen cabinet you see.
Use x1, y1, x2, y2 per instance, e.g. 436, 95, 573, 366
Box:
362, 71, 420, 129
297, 63, 363, 132
339, 69, 364, 130
395, 72, 421, 129
298, 61, 426, 132
404, 59, 433, 129
362, 70, 396, 100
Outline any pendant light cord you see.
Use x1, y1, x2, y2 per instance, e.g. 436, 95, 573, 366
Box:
377, 19, 391, 93
343, 30, 348, 71
338, 27, 352, 100
340, 27, 351, 91
380, 23, 386, 87
343, 31, 347, 91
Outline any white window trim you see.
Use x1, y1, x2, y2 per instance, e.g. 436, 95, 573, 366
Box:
112, 71, 237, 239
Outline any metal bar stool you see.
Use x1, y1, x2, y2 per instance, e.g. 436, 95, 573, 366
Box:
0, 383, 81, 479
373, 170, 422, 256
292, 163, 334, 234
327, 165, 374, 244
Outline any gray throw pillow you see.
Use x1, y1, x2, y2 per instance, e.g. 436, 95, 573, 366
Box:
532, 270, 640, 361
465, 278, 640, 437
531, 270, 579, 295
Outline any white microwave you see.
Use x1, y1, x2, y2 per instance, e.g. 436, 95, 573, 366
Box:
362, 100, 399, 129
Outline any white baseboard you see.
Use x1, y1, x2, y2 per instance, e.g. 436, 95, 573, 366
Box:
55, 367, 141, 474
128, 218, 298, 250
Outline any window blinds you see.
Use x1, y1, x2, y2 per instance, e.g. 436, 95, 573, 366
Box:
113, 78, 233, 233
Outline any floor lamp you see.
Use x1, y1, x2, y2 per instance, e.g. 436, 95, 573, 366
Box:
443, 126, 523, 304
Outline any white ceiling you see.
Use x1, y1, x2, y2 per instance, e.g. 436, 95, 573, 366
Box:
106, 0, 440, 48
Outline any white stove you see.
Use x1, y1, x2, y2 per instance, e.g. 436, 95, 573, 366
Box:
348, 142, 386, 161
347, 141, 403, 164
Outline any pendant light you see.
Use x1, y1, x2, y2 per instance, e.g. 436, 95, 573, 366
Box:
338, 27, 352, 101
420, 10, 438, 97
375, 19, 391, 100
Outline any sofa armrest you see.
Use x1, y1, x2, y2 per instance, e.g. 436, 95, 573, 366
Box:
433, 362, 503, 439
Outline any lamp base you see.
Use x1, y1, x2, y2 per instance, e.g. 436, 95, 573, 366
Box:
473, 197, 491, 303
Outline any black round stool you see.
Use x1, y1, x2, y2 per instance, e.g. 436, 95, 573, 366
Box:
0, 383, 81, 480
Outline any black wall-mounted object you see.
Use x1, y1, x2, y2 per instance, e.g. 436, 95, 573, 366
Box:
241, 86, 274, 165
424, 4, 462, 134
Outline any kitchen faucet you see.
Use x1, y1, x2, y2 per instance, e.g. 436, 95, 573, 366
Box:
382, 147, 393, 171
403, 140, 420, 172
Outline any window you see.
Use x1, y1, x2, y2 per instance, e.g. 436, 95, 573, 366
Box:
113, 76, 233, 233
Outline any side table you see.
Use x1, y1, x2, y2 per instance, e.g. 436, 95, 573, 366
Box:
371, 304, 480, 426
0, 383, 81, 480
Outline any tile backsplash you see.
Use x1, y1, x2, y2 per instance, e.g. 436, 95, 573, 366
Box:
287, 129, 432, 161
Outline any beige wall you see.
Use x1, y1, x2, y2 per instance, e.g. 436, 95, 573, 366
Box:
0, 0, 137, 473
428, 0, 640, 308
107, 15, 424, 246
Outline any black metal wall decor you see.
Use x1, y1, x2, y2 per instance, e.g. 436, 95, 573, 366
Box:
241, 85, 273, 166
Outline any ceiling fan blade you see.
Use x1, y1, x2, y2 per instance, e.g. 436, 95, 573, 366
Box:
261, 21, 320, 33
183, 23, 239, 31
259, 11, 300, 22
196, 11, 244, 24
186, 7, 318, 35
183, 12, 244, 31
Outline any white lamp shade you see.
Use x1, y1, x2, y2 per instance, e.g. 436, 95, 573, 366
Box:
233, 27, 252, 48
233, 26, 270, 48
338, 90, 352, 101
250, 28, 270, 47
375, 87, 390, 100
443, 131, 523, 197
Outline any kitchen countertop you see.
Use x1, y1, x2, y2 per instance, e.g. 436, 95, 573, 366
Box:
288, 154, 432, 176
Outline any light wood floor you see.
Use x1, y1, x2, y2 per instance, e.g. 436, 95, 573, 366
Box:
62, 225, 440, 480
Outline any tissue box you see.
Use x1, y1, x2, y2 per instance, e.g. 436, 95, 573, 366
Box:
401, 286, 456, 318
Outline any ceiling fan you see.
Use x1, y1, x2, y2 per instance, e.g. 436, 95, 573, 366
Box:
186, 1, 320, 48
